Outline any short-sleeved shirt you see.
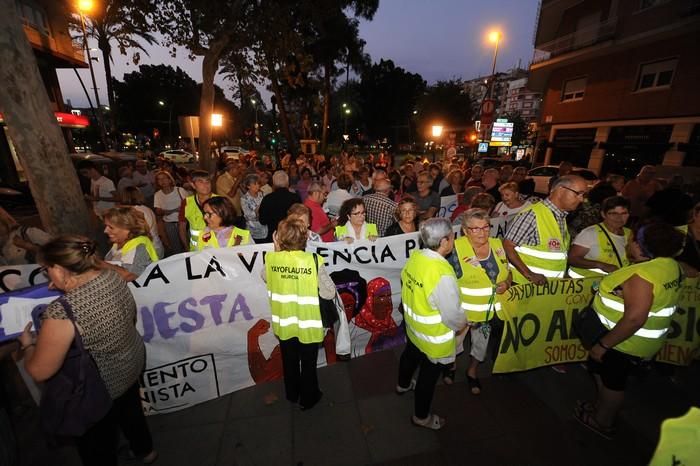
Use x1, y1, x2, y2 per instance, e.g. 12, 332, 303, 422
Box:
573, 224, 627, 264
505, 198, 568, 246
409, 190, 440, 217
363, 193, 398, 236
91, 176, 116, 216
41, 270, 145, 399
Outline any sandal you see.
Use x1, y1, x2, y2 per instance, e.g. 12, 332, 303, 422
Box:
466, 375, 481, 395
443, 368, 456, 385
573, 404, 614, 440
411, 413, 445, 430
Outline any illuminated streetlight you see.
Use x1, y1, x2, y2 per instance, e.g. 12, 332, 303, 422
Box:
488, 30, 501, 44
211, 113, 223, 127
76, 0, 94, 13
158, 100, 165, 106
342, 103, 347, 108
345, 109, 351, 115
431, 125, 443, 138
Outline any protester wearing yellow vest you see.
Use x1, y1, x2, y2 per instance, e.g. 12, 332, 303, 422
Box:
397, 218, 466, 430
574, 222, 685, 440
504, 175, 588, 285
450, 209, 511, 394
196, 197, 252, 250
178, 170, 219, 251
103, 207, 159, 282
263, 218, 336, 411
334, 198, 378, 243
568, 196, 632, 278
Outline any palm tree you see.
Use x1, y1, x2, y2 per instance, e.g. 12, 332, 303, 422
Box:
78, 0, 157, 133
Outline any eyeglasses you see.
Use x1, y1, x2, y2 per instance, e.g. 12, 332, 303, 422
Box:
400, 209, 416, 214
203, 211, 217, 217
605, 211, 629, 217
466, 226, 490, 233
560, 186, 586, 198
351, 211, 366, 216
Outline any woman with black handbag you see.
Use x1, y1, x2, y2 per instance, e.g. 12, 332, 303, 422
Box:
574, 223, 686, 440
17, 236, 156, 465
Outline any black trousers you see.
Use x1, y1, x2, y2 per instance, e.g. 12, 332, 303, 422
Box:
279, 337, 321, 408
76, 382, 153, 466
397, 338, 446, 419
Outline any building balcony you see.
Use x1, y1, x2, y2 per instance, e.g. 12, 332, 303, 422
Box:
532, 17, 618, 64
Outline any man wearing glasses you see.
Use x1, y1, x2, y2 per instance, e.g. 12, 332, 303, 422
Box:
503, 175, 588, 285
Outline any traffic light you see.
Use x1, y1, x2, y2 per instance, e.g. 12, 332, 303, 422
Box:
271, 137, 277, 146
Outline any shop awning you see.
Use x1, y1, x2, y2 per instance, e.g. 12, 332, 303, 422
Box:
0, 111, 90, 129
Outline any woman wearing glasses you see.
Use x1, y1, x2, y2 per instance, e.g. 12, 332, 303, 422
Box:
568, 196, 632, 278
334, 198, 378, 243
196, 197, 252, 250
448, 208, 511, 393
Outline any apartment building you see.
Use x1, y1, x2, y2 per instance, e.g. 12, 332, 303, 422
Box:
528, 0, 700, 177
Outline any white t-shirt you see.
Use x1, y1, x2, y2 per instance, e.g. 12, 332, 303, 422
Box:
490, 200, 531, 239
154, 187, 188, 222
91, 176, 116, 216
325, 189, 355, 218
132, 205, 164, 259
573, 224, 627, 263
133, 171, 155, 199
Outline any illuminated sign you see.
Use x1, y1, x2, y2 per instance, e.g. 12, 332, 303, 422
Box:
491, 120, 514, 143
0, 112, 90, 128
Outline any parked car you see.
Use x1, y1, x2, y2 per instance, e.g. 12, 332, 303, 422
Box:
160, 149, 196, 164
220, 146, 250, 160
528, 165, 599, 195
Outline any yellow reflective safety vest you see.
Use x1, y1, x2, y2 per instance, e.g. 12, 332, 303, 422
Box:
196, 227, 251, 251
184, 194, 219, 251
454, 236, 509, 322
649, 407, 700, 466
511, 201, 569, 283
265, 251, 324, 344
121, 235, 159, 263
592, 257, 683, 359
568, 224, 631, 278
334, 223, 378, 240
401, 250, 456, 359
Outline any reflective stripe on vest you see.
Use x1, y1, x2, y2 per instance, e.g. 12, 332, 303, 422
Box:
511, 202, 569, 283
265, 251, 324, 344
454, 236, 509, 322
401, 250, 456, 358
568, 267, 606, 279
592, 257, 682, 358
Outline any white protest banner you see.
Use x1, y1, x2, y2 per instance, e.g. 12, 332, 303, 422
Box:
129, 232, 420, 414
0, 284, 60, 341
438, 194, 458, 219
0, 264, 48, 293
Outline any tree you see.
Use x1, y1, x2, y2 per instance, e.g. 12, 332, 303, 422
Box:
305, 0, 378, 153
0, 0, 90, 235
357, 59, 426, 144
153, 1, 251, 172
78, 0, 157, 134
415, 80, 473, 141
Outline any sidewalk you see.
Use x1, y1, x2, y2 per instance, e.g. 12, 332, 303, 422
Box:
5, 344, 700, 466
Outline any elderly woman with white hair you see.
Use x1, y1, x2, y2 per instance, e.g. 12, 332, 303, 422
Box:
396, 217, 466, 430
241, 173, 268, 242
447, 208, 512, 394
259, 170, 302, 243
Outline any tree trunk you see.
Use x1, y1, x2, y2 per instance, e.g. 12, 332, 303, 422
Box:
321, 62, 332, 154
0, 0, 90, 235
265, 55, 296, 155
98, 33, 118, 136
197, 36, 230, 173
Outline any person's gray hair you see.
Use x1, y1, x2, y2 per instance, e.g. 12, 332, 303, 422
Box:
483, 168, 499, 178
550, 174, 584, 191
374, 178, 391, 193
461, 208, 491, 230
417, 171, 433, 184
420, 218, 453, 251
272, 170, 289, 188
243, 173, 260, 190
307, 180, 324, 193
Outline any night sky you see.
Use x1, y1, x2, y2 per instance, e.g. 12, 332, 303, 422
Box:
57, 0, 540, 108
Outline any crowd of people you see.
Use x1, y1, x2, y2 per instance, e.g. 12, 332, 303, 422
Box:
4, 147, 699, 462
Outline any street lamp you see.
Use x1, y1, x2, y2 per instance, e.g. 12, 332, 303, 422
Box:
250, 98, 259, 140
76, 0, 108, 149
158, 100, 173, 145
486, 30, 502, 97
431, 124, 443, 162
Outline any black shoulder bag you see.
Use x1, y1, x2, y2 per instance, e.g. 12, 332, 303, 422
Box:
596, 223, 624, 268
312, 254, 338, 328
40, 297, 113, 437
